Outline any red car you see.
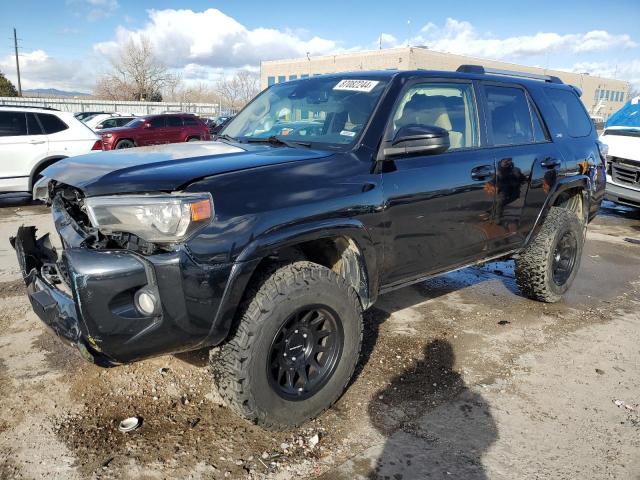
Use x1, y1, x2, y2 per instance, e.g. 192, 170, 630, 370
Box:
99, 114, 211, 150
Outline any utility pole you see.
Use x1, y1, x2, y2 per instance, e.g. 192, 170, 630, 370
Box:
13, 28, 22, 96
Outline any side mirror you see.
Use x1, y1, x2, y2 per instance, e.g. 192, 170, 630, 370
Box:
383, 124, 450, 158
143, 122, 152, 129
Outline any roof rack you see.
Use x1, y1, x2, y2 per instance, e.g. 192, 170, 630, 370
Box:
0, 104, 60, 111
456, 65, 563, 84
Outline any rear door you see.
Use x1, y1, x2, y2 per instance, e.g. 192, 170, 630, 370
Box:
0, 111, 48, 191
380, 79, 497, 286
478, 82, 564, 250
166, 115, 185, 143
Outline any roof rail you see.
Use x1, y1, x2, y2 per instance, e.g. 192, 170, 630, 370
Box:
456, 64, 563, 84
0, 104, 60, 111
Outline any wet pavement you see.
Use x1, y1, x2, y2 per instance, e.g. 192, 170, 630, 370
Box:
0, 199, 639, 479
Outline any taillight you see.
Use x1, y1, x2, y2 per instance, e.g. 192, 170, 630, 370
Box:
91, 140, 103, 151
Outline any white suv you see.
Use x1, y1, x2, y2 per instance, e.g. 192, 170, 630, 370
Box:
0, 106, 102, 194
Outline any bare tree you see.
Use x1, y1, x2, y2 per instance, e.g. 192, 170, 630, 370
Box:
216, 71, 260, 111
94, 37, 179, 101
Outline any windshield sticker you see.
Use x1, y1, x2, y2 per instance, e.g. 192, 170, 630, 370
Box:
340, 130, 356, 137
333, 79, 380, 92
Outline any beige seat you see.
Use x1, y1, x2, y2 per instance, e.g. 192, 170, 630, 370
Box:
412, 95, 464, 149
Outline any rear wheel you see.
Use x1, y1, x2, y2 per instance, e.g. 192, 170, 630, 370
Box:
211, 261, 363, 429
115, 139, 135, 149
515, 206, 584, 302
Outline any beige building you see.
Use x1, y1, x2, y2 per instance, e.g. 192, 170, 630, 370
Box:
261, 47, 630, 120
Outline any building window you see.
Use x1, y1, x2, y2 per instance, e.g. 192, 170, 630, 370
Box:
594, 89, 600, 102
301, 74, 309, 79
289, 75, 297, 80
267, 76, 275, 87
277, 75, 286, 83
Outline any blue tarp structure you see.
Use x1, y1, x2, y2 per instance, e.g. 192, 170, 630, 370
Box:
605, 96, 640, 128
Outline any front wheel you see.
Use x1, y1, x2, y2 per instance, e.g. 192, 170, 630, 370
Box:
211, 261, 363, 429
115, 139, 135, 149
515, 206, 584, 303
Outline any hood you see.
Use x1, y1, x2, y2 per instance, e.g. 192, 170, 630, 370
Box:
42, 141, 333, 197
600, 130, 640, 162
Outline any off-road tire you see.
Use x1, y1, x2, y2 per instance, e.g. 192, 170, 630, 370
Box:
211, 261, 363, 430
115, 139, 135, 149
515, 206, 584, 303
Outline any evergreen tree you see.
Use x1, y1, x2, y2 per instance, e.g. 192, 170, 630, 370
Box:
0, 72, 18, 97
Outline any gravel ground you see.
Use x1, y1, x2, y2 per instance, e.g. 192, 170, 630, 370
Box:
0, 199, 638, 480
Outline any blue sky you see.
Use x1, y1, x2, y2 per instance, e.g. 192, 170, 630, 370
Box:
1, 0, 639, 92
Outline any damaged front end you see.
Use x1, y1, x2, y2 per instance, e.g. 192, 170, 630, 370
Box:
12, 181, 233, 366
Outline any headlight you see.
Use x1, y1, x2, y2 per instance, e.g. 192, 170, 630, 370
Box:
85, 193, 213, 243
101, 133, 112, 138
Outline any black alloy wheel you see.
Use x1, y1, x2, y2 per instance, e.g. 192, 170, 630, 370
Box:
551, 230, 578, 286
267, 306, 343, 401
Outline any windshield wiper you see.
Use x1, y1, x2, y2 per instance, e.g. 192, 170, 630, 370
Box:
246, 135, 311, 148
216, 134, 238, 143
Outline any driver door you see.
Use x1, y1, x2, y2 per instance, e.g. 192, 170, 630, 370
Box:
380, 80, 499, 287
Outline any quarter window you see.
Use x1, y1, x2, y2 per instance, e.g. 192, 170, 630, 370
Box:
483, 86, 534, 146
392, 82, 479, 149
0, 111, 27, 136
545, 88, 592, 137
37, 114, 68, 134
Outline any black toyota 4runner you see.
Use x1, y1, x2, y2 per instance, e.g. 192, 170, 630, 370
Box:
13, 65, 606, 429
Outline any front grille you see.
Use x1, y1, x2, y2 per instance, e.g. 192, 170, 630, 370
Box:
610, 157, 640, 187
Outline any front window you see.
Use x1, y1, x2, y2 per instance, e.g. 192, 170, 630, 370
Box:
391, 82, 479, 149
222, 77, 388, 148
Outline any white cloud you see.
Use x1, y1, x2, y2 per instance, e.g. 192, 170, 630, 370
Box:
570, 60, 640, 90
0, 50, 93, 92
409, 18, 637, 59
94, 8, 340, 70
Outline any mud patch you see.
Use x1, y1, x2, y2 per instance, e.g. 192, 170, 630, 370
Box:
54, 356, 326, 479
0, 278, 26, 299
33, 331, 82, 373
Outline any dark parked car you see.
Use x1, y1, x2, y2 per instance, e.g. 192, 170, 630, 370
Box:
99, 113, 211, 150
13, 66, 605, 429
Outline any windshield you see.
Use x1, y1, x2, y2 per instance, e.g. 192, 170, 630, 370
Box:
222, 77, 388, 147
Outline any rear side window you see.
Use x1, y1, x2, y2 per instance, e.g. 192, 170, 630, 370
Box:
37, 114, 68, 134
150, 117, 166, 128
27, 113, 43, 135
0, 111, 28, 136
183, 116, 198, 126
166, 116, 183, 127
545, 88, 592, 137
483, 86, 534, 146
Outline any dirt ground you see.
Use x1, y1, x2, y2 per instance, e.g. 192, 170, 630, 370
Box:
0, 198, 639, 480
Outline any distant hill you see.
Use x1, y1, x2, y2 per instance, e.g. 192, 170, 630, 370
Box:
22, 88, 91, 98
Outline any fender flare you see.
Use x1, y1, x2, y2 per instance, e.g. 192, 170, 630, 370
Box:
29, 156, 68, 190
523, 174, 592, 247
200, 218, 378, 348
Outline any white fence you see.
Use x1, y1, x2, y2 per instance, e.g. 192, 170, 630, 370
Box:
0, 96, 236, 117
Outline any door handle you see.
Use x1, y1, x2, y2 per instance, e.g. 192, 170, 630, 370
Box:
471, 165, 495, 181
540, 157, 561, 169
29, 140, 46, 145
